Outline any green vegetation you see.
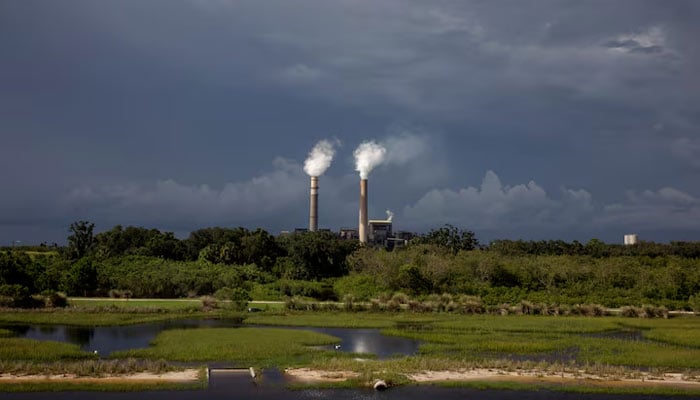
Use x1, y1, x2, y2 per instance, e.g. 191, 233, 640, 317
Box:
245, 311, 397, 328
113, 327, 340, 366
3, 220, 700, 393
0, 380, 205, 392
0, 338, 95, 361
341, 247, 700, 309
0, 359, 206, 392
247, 311, 700, 371
4, 221, 700, 311
0, 358, 176, 376
0, 310, 234, 326
1, 306, 700, 394
69, 298, 203, 311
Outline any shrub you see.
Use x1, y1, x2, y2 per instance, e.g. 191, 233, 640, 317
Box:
214, 287, 251, 311
621, 306, 645, 318
0, 284, 40, 308
200, 295, 218, 311
391, 292, 409, 305
689, 293, 700, 314
333, 273, 383, 301
518, 300, 534, 315
386, 299, 401, 312
643, 304, 669, 319
41, 291, 68, 308
342, 294, 356, 312
457, 295, 484, 314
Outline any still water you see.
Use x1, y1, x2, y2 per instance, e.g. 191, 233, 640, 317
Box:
2, 319, 420, 359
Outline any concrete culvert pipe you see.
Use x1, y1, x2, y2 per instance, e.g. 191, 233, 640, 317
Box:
373, 380, 387, 391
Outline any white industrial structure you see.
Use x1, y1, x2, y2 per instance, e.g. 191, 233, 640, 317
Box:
624, 234, 638, 245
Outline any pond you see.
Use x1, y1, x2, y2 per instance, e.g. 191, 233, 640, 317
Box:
1, 319, 420, 359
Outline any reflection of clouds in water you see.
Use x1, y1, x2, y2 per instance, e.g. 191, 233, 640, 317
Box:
352, 336, 369, 354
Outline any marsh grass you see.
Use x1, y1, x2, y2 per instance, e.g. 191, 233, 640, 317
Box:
429, 315, 621, 333
577, 338, 700, 368
0, 328, 11, 337
0, 358, 176, 376
68, 298, 203, 311
113, 327, 340, 366
0, 309, 238, 326
244, 312, 397, 328
0, 338, 95, 361
0, 376, 206, 393
643, 328, 700, 348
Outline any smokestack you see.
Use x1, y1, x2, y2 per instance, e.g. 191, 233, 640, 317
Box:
359, 178, 368, 243
309, 176, 319, 232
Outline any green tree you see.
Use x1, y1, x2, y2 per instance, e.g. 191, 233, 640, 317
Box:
276, 231, 358, 280
60, 258, 97, 296
66, 221, 95, 260
416, 224, 479, 254
0, 251, 33, 290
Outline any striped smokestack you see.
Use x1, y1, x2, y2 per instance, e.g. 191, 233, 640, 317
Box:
359, 178, 368, 243
309, 176, 318, 232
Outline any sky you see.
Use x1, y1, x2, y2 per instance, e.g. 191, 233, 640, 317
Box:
2, 0, 699, 245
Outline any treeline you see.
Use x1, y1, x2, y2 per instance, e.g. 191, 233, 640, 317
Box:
339, 245, 700, 309
2, 222, 700, 311
0, 221, 357, 305
488, 239, 700, 258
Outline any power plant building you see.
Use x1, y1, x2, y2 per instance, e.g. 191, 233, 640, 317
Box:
339, 228, 359, 240
368, 219, 393, 245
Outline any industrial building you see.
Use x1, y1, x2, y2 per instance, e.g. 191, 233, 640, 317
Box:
368, 218, 392, 245
624, 234, 638, 245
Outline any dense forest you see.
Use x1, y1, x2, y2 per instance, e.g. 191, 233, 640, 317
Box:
2, 221, 700, 311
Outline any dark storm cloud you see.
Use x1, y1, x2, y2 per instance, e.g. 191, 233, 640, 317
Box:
1, 0, 699, 244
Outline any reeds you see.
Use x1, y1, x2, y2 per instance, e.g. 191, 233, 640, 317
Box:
283, 293, 678, 318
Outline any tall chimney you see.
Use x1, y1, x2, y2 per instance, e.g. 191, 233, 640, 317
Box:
359, 178, 368, 243
309, 176, 319, 232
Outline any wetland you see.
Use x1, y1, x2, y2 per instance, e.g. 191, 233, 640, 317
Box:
2, 306, 700, 396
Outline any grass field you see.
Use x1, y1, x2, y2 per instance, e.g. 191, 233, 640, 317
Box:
0, 338, 95, 361
113, 327, 341, 367
0, 311, 227, 326
69, 298, 203, 311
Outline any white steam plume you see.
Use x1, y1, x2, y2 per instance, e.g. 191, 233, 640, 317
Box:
304, 139, 337, 177
354, 141, 387, 179
386, 210, 394, 222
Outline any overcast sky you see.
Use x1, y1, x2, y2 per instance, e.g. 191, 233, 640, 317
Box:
2, 0, 699, 245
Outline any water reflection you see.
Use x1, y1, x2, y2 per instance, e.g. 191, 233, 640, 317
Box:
2, 319, 242, 354
0, 379, 689, 400
1, 321, 420, 359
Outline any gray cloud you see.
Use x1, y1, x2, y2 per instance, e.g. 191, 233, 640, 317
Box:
63, 158, 307, 229
1, 0, 699, 244
403, 171, 700, 239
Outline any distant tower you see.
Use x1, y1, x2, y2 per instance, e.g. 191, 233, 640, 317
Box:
623, 234, 638, 245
